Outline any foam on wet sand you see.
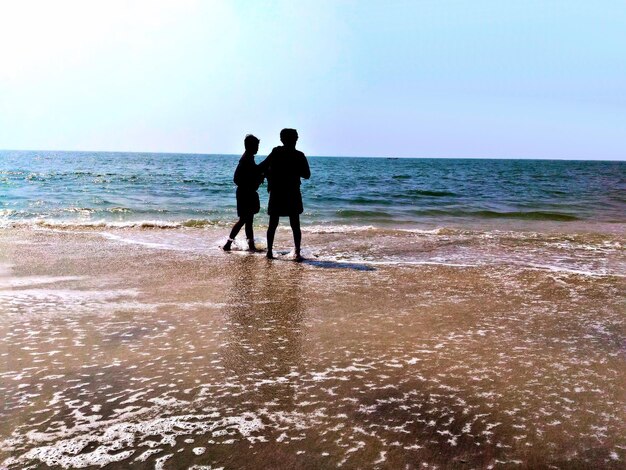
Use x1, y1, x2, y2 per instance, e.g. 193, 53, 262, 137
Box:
0, 227, 624, 469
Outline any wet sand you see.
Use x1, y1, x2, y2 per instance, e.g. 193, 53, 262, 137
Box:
1, 228, 624, 469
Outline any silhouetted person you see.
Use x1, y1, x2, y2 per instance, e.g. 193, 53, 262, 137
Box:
223, 134, 264, 252
259, 128, 310, 261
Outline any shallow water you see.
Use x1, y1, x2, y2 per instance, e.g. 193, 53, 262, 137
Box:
55, 224, 626, 278
1, 228, 624, 469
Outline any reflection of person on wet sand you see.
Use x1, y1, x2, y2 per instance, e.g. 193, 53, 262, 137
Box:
222, 256, 305, 408
259, 128, 310, 261
223, 134, 264, 252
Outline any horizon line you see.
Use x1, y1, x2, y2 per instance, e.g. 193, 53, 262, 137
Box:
0, 148, 624, 162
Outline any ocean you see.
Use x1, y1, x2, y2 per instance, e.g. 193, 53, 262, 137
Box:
1, 150, 624, 228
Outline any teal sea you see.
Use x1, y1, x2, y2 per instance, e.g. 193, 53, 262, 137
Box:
1, 150, 624, 228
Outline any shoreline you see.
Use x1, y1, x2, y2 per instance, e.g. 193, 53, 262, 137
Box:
2, 215, 625, 235
1, 221, 623, 278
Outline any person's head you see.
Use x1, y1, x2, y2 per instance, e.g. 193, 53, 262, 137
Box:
280, 128, 298, 148
244, 134, 260, 154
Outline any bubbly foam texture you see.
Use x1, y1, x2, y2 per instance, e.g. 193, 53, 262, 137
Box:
1, 219, 192, 229
0, 276, 84, 289
59, 224, 624, 277
2, 222, 624, 280
302, 224, 377, 234
4, 412, 263, 468
0, 227, 624, 468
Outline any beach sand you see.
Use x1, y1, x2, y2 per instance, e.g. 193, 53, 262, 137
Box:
1, 227, 624, 469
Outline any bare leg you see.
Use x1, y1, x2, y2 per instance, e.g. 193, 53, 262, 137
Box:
244, 215, 256, 250
224, 218, 245, 250
266, 214, 279, 259
289, 214, 302, 260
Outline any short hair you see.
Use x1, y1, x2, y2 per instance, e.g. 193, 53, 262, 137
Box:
244, 134, 260, 150
280, 128, 298, 143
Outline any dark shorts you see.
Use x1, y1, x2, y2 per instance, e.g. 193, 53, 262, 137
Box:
236, 189, 260, 217
267, 189, 303, 216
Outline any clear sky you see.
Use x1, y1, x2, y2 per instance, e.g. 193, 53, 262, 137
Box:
1, 1, 624, 159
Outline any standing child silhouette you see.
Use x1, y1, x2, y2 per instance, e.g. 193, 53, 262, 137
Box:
259, 128, 311, 261
223, 134, 264, 252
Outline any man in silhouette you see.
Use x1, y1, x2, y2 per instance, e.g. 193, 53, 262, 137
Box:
260, 129, 310, 261
223, 134, 264, 252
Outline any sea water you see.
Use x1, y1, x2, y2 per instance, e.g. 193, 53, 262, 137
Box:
1, 150, 624, 227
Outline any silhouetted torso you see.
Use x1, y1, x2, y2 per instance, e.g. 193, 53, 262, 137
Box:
260, 146, 310, 216
234, 153, 264, 216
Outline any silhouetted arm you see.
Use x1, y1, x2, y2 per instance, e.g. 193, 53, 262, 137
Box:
257, 151, 274, 174
233, 162, 242, 186
300, 154, 311, 180
258, 149, 275, 192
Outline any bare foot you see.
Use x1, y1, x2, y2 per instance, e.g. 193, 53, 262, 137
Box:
294, 252, 304, 262
266, 251, 274, 259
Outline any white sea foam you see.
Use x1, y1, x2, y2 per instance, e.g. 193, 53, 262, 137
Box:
525, 263, 624, 278
0, 276, 84, 289
2, 219, 195, 230
0, 288, 138, 303
302, 224, 377, 233
0, 287, 141, 319
314, 253, 478, 268
399, 227, 447, 234
3, 412, 265, 469
98, 232, 187, 251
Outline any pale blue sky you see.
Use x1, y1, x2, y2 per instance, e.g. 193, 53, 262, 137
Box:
0, 0, 624, 159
